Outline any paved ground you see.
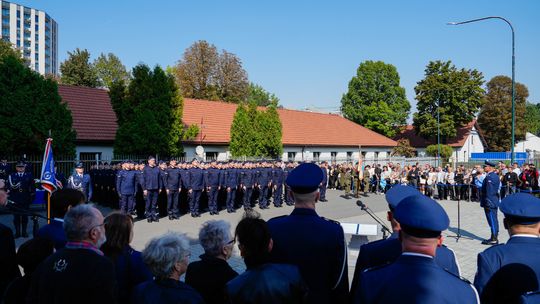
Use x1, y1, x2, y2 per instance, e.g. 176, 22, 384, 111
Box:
1, 188, 507, 283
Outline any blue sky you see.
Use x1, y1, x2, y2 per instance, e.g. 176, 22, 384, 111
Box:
16, 0, 540, 115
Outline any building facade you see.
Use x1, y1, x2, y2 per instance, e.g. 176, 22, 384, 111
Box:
1, 1, 58, 75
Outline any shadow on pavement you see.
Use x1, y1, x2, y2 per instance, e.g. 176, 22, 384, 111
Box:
447, 226, 484, 241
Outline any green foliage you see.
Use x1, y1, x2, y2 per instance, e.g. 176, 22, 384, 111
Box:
477, 75, 528, 151
425, 144, 453, 159
182, 124, 200, 140
524, 102, 540, 136
340, 60, 410, 138
93, 53, 130, 89
391, 138, 417, 157
109, 79, 128, 125
248, 83, 280, 106
0, 56, 76, 156
60, 48, 101, 87
0, 40, 24, 64
413, 60, 485, 140
230, 101, 283, 158
113, 64, 190, 157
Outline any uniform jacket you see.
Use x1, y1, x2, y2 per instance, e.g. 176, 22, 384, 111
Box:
116, 170, 137, 195
36, 219, 66, 249
474, 236, 540, 303
226, 263, 308, 304
272, 168, 284, 186
240, 169, 255, 188
189, 167, 205, 191
133, 278, 204, 304
205, 168, 221, 188
179, 169, 190, 190
257, 168, 272, 187
165, 167, 181, 191
142, 165, 161, 190
268, 208, 349, 304
481, 172, 500, 209
355, 254, 479, 304
67, 173, 92, 200
7, 171, 35, 204
321, 167, 328, 185
224, 168, 239, 188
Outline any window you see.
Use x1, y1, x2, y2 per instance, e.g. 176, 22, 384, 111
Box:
35, 24, 38, 31
35, 53, 38, 60
347, 152, 353, 162
313, 152, 320, 162
35, 15, 38, 22
331, 152, 337, 162
288, 152, 296, 161
205, 152, 218, 162
34, 63, 38, 70
374, 152, 379, 160
361, 151, 367, 160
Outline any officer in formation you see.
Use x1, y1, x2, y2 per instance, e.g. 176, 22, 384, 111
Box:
142, 156, 161, 222
240, 161, 256, 211
350, 185, 460, 300
67, 163, 92, 202
272, 161, 285, 207
267, 163, 349, 304
223, 162, 239, 213
481, 160, 501, 245
474, 193, 540, 303
6, 161, 35, 238
205, 160, 221, 215
116, 160, 138, 215
354, 194, 479, 303
165, 158, 181, 220
188, 159, 205, 217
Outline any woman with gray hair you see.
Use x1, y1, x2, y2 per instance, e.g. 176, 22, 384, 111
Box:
132, 232, 204, 304
185, 220, 238, 304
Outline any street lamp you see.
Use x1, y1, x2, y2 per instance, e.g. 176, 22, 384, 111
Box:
447, 16, 516, 163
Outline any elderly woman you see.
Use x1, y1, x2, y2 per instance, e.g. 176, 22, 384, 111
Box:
133, 232, 204, 304
185, 220, 238, 304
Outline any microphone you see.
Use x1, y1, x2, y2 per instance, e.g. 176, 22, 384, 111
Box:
356, 200, 367, 210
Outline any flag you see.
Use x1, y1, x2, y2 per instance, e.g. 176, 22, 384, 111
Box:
40, 138, 61, 193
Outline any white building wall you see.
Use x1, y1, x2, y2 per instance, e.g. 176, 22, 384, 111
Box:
514, 133, 540, 153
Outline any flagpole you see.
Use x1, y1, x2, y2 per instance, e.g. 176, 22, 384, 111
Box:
47, 191, 50, 224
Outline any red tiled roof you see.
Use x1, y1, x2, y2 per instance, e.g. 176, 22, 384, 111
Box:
183, 98, 397, 147
394, 120, 481, 148
58, 85, 117, 143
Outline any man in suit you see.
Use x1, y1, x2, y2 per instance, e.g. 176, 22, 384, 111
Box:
481, 160, 501, 245
7, 161, 35, 238
350, 185, 460, 301
67, 163, 92, 202
28, 204, 117, 304
474, 193, 540, 303
267, 163, 348, 304
355, 194, 479, 304
0, 189, 21, 297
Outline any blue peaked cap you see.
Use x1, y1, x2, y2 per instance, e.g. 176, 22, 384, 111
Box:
385, 185, 422, 210
394, 195, 450, 238
500, 193, 540, 225
286, 163, 323, 194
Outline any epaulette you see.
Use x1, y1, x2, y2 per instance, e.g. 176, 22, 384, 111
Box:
363, 261, 391, 273
322, 217, 341, 225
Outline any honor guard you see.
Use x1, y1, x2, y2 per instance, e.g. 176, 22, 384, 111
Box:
481, 160, 501, 245
165, 159, 181, 220
67, 163, 92, 202
271, 161, 284, 207
355, 195, 479, 304
268, 163, 349, 304
205, 160, 221, 215
350, 185, 460, 301
7, 161, 35, 238
474, 193, 540, 303
142, 156, 161, 222
188, 159, 204, 217
116, 160, 137, 215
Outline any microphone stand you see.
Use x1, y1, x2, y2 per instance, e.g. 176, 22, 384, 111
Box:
356, 200, 392, 239
1, 204, 50, 237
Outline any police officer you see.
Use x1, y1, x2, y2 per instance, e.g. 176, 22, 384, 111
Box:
240, 162, 255, 211
205, 160, 221, 215
267, 163, 348, 304
319, 162, 328, 202
272, 161, 284, 207
67, 163, 92, 202
481, 160, 501, 245
350, 185, 460, 301
7, 161, 35, 238
142, 156, 161, 222
116, 160, 137, 215
223, 161, 239, 213
355, 194, 479, 304
283, 162, 294, 205
179, 161, 191, 214
188, 159, 204, 217
165, 159, 181, 220
256, 161, 272, 209
474, 193, 540, 303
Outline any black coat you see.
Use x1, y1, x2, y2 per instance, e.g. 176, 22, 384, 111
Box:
185, 254, 239, 304
28, 247, 117, 304
132, 279, 204, 304
0, 223, 21, 298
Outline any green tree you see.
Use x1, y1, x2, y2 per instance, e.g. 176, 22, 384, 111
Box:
248, 83, 280, 106
477, 75, 528, 151
425, 144, 453, 160
113, 64, 190, 156
0, 40, 24, 64
215, 50, 249, 103
341, 60, 410, 138
109, 79, 129, 125
257, 102, 283, 157
60, 48, 101, 87
94, 53, 130, 89
230, 104, 254, 157
524, 102, 540, 136
391, 138, 417, 157
0, 56, 76, 156
413, 60, 485, 140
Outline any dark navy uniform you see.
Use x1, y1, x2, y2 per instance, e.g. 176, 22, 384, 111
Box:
481, 161, 501, 244
205, 166, 221, 214
355, 194, 479, 304
179, 166, 191, 212
7, 164, 34, 237
271, 165, 284, 207
224, 165, 239, 212
67, 165, 92, 201
521, 291, 540, 304
0, 160, 11, 182
240, 167, 255, 210
257, 166, 272, 209
166, 165, 181, 219
116, 167, 137, 214
188, 165, 205, 217
474, 193, 540, 303
142, 164, 161, 221
283, 165, 294, 205
319, 164, 328, 201
268, 163, 348, 304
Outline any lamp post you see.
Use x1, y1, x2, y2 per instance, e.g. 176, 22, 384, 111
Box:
437, 94, 441, 167
447, 16, 516, 163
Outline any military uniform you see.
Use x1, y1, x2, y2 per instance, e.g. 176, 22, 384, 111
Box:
256, 164, 272, 209
481, 161, 501, 245
116, 164, 137, 214
283, 164, 294, 205
474, 193, 540, 303
188, 164, 205, 217
268, 163, 349, 304
165, 163, 181, 219
240, 165, 255, 210
272, 164, 284, 207
142, 159, 161, 222
67, 164, 92, 202
224, 163, 239, 213
319, 164, 328, 202
205, 165, 221, 215
7, 162, 35, 238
